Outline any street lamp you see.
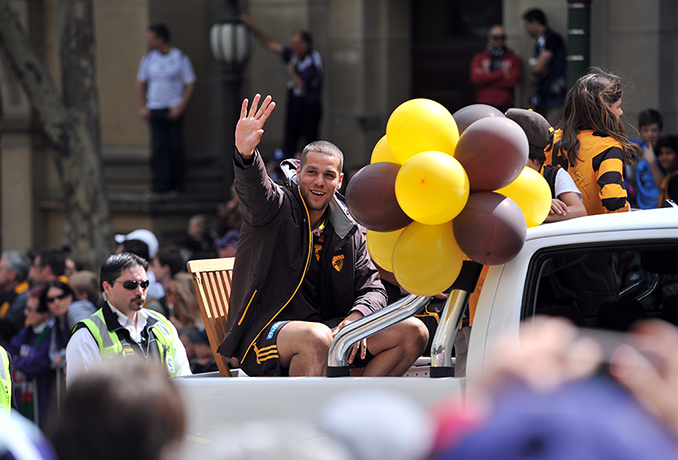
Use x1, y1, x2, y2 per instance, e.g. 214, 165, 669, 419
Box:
210, 1, 252, 76
209, 0, 252, 197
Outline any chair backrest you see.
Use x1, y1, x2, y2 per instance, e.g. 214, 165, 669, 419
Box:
186, 257, 235, 377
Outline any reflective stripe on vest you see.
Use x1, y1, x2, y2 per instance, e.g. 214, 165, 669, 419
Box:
0, 348, 11, 414
79, 309, 177, 376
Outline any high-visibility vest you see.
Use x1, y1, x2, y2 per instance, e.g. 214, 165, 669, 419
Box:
77, 308, 178, 376
0, 347, 12, 414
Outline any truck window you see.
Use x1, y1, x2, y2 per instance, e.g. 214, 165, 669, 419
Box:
522, 243, 678, 331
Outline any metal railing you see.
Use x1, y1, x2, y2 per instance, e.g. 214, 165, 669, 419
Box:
327, 294, 430, 376
326, 260, 483, 377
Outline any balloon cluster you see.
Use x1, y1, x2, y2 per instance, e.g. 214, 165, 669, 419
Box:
346, 101, 552, 296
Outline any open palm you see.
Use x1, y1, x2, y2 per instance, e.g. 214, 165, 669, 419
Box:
235, 94, 276, 157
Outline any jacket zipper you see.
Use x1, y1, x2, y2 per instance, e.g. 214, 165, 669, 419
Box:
240, 184, 314, 362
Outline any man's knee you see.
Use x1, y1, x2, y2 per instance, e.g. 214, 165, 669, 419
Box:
279, 322, 333, 358
302, 324, 334, 352
403, 317, 429, 354
377, 318, 428, 356
278, 322, 333, 375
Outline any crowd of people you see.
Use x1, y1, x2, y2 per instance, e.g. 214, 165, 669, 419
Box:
2, 7, 678, 460
0, 218, 242, 428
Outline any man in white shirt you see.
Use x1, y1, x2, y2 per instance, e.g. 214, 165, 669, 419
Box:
135, 23, 196, 194
66, 253, 191, 388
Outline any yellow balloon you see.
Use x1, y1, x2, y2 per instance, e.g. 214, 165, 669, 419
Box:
370, 135, 400, 164
395, 151, 469, 225
386, 99, 460, 164
392, 221, 464, 296
496, 166, 552, 227
366, 228, 404, 272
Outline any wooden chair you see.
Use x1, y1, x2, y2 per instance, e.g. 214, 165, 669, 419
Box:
187, 257, 235, 377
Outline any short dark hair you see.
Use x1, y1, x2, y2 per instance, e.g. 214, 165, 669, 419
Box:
35, 248, 67, 277
655, 135, 678, 155
638, 108, 664, 131
299, 31, 313, 48
529, 145, 547, 165
100, 253, 148, 292
300, 140, 344, 173
156, 247, 186, 276
120, 239, 150, 262
148, 23, 170, 43
523, 8, 547, 26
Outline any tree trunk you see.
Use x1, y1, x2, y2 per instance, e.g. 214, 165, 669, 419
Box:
0, 0, 114, 269
59, 0, 101, 155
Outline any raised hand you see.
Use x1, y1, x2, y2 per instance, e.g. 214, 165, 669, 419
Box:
235, 94, 276, 158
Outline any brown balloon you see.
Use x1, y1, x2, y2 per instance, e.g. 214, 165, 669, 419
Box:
346, 162, 413, 232
453, 116, 529, 192
453, 192, 526, 265
452, 104, 505, 135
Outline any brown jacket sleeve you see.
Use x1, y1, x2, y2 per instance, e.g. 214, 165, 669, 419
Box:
234, 149, 286, 228
348, 228, 388, 317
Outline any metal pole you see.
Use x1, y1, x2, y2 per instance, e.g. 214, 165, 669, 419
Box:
211, 0, 250, 200
430, 260, 482, 378
429, 290, 467, 375
567, 0, 592, 88
222, 67, 240, 199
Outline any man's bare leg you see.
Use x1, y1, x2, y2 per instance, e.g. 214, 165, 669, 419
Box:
361, 318, 429, 376
277, 321, 333, 376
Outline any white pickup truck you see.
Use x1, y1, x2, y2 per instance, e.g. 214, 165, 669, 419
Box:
177, 207, 678, 438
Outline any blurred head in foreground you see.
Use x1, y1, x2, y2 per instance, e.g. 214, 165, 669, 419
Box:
47, 358, 186, 460
432, 377, 677, 460
431, 317, 678, 460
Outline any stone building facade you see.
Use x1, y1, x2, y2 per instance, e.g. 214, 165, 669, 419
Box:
0, 0, 676, 254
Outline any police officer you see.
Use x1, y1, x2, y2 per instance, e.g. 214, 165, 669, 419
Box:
66, 253, 191, 387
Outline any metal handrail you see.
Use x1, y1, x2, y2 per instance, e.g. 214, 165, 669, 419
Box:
327, 294, 430, 374
430, 289, 468, 371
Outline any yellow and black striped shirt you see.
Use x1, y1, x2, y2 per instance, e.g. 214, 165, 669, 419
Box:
546, 130, 629, 215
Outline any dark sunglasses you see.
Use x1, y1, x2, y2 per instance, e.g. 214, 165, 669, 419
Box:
491, 35, 506, 40
113, 279, 150, 290
46, 292, 70, 303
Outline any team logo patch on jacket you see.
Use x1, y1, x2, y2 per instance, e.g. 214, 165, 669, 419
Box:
332, 254, 344, 272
